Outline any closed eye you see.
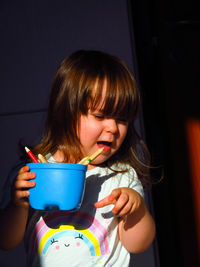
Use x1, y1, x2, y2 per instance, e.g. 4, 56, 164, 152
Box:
51, 238, 58, 245
117, 118, 128, 124
93, 114, 104, 120
75, 234, 83, 240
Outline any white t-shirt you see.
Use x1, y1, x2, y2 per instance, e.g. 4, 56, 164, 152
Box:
24, 156, 144, 267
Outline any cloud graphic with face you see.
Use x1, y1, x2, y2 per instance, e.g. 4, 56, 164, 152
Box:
30, 211, 110, 266
40, 227, 97, 266
40, 224, 100, 256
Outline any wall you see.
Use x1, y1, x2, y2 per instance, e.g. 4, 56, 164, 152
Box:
0, 1, 158, 266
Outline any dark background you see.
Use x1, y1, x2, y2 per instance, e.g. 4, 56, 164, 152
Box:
130, 0, 200, 266
0, 0, 200, 266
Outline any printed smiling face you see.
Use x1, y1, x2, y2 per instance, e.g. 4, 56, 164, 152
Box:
43, 233, 92, 266
78, 81, 128, 169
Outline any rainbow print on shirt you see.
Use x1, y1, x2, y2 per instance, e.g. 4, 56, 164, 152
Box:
30, 210, 110, 261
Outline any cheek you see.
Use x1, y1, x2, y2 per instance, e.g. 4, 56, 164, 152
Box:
118, 125, 128, 143
79, 120, 101, 143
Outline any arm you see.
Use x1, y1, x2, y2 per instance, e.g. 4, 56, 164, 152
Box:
95, 187, 156, 253
0, 165, 36, 250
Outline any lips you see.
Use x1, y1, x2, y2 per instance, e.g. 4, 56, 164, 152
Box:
97, 141, 112, 152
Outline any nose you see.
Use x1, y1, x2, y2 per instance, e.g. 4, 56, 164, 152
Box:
105, 118, 118, 134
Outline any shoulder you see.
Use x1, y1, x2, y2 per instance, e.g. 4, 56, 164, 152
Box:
109, 163, 138, 180
87, 164, 144, 197
111, 163, 142, 185
110, 163, 144, 198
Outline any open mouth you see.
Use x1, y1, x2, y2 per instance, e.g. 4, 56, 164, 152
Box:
97, 141, 112, 152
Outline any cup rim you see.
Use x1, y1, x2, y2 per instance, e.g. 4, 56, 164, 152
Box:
27, 162, 87, 171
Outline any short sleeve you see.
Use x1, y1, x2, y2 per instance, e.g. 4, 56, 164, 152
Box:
126, 167, 145, 198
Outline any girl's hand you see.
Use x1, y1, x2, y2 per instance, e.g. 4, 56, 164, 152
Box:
96, 187, 155, 253
94, 187, 143, 217
11, 165, 36, 208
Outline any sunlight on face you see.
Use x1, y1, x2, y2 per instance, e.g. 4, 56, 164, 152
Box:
78, 80, 128, 169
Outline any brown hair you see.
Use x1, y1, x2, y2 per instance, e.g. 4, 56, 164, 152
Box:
33, 50, 151, 182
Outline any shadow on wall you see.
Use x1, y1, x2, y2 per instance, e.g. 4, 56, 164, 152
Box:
0, 0, 158, 266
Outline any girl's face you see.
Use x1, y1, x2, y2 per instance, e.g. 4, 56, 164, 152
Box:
78, 84, 128, 169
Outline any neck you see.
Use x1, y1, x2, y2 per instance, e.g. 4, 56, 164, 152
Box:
52, 150, 65, 162
52, 150, 98, 169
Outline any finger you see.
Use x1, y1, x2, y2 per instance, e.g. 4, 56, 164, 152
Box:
95, 188, 124, 208
112, 193, 129, 215
14, 180, 35, 190
18, 165, 30, 174
14, 190, 30, 199
95, 196, 113, 208
95, 188, 122, 208
109, 188, 122, 202
114, 200, 132, 217
17, 171, 36, 181
13, 190, 31, 208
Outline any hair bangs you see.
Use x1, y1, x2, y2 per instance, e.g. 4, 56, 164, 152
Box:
87, 72, 139, 123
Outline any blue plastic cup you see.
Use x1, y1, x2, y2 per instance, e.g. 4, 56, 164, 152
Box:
27, 163, 87, 212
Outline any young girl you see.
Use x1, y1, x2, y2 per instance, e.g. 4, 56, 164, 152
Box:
0, 50, 155, 266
